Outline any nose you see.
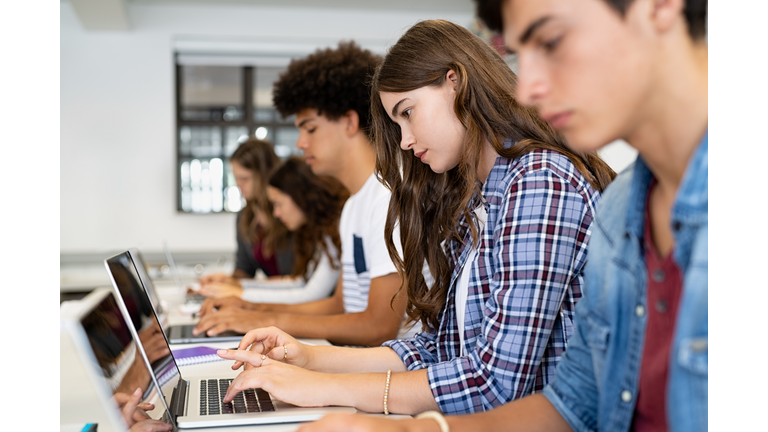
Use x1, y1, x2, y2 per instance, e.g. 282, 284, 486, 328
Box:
399, 129, 416, 151
296, 131, 308, 150
515, 55, 548, 107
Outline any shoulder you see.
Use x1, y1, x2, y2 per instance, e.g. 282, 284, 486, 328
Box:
492, 149, 601, 214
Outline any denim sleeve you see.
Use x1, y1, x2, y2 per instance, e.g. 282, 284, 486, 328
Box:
382, 330, 439, 370
542, 287, 600, 432
428, 169, 593, 414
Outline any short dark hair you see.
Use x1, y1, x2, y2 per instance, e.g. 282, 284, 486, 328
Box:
272, 41, 382, 131
474, 0, 707, 39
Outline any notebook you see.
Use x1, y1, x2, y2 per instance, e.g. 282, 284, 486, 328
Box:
60, 287, 176, 431
104, 250, 357, 428
113, 248, 243, 344
171, 346, 228, 367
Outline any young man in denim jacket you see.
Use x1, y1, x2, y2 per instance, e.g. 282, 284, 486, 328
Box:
296, 0, 708, 431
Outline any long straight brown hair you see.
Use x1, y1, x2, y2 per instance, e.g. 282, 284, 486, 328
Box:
370, 19, 616, 330
230, 139, 289, 257
268, 157, 349, 279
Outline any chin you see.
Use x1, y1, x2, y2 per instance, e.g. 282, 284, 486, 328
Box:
562, 127, 617, 153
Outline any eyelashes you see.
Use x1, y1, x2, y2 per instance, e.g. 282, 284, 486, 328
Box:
542, 35, 563, 52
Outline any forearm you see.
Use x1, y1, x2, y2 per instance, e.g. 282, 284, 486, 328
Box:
446, 394, 571, 432
270, 309, 401, 347
322, 369, 437, 415
256, 295, 344, 315
307, 346, 405, 373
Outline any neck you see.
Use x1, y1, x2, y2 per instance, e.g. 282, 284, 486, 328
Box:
477, 139, 499, 184
335, 133, 377, 195
625, 37, 708, 198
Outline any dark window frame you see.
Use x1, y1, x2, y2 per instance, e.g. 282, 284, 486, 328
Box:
174, 57, 295, 213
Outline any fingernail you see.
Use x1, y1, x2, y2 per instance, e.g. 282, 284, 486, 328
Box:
217, 349, 227, 356
134, 388, 142, 396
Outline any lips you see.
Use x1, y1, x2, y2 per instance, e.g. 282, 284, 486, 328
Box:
541, 111, 573, 130
414, 150, 427, 163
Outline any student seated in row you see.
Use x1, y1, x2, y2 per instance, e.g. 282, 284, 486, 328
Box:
197, 156, 349, 305
297, 0, 708, 430
193, 42, 411, 347
215, 19, 614, 416
200, 139, 294, 285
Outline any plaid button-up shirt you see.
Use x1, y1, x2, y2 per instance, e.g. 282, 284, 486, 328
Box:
383, 146, 602, 414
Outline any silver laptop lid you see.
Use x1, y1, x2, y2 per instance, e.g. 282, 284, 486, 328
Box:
105, 251, 184, 422
61, 287, 174, 431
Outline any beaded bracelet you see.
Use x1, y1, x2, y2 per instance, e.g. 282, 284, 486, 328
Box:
383, 370, 392, 415
415, 411, 450, 432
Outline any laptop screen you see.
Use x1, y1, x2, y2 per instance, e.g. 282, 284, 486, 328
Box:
78, 289, 177, 429
106, 252, 183, 416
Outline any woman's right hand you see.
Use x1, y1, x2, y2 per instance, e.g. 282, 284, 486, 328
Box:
222, 326, 314, 370
116, 388, 172, 431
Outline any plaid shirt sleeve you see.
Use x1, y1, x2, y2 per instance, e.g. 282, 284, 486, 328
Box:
382, 329, 440, 369
428, 166, 593, 414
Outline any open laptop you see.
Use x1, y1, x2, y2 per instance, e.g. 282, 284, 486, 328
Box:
162, 242, 206, 304
104, 250, 357, 428
110, 249, 243, 344
60, 287, 176, 431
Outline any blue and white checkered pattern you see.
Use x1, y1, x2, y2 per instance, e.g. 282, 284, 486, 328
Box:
383, 147, 602, 414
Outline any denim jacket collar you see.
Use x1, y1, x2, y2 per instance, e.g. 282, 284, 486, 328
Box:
623, 131, 709, 241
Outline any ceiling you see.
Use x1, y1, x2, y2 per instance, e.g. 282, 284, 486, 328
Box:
65, 0, 476, 31
127, 0, 475, 13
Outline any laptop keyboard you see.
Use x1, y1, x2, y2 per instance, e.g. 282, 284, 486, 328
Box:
199, 379, 275, 415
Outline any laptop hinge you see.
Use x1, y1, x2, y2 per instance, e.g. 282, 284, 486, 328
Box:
170, 379, 189, 419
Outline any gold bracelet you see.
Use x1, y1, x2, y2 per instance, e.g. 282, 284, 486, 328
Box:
415, 411, 450, 432
383, 370, 391, 415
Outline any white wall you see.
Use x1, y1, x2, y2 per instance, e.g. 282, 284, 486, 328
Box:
60, 1, 473, 254
61, 1, 637, 255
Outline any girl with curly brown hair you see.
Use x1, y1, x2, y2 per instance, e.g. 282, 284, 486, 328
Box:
198, 157, 349, 304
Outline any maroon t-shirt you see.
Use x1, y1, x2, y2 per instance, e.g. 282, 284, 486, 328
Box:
632, 180, 683, 432
252, 228, 279, 277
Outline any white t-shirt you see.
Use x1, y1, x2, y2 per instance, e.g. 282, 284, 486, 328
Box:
239, 235, 340, 304
455, 204, 487, 356
339, 173, 398, 313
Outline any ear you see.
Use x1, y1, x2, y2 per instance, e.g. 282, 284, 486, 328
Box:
445, 69, 458, 92
342, 110, 361, 137
648, 0, 685, 35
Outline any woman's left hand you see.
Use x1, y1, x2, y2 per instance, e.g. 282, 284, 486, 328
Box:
220, 357, 334, 408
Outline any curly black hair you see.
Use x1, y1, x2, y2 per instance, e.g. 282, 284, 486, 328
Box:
272, 41, 382, 131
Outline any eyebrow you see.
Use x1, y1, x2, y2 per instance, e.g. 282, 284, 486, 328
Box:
519, 16, 552, 44
296, 117, 315, 128
390, 98, 409, 118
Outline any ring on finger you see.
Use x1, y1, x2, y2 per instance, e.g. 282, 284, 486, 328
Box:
259, 354, 266, 367
283, 344, 288, 362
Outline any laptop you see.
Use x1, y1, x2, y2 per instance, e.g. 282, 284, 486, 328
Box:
60, 287, 176, 431
111, 249, 243, 344
162, 242, 206, 304
104, 250, 357, 428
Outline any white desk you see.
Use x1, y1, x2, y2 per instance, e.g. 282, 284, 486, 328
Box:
61, 283, 407, 431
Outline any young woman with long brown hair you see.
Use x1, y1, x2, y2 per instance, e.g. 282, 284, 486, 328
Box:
198, 139, 294, 295
214, 19, 616, 416
197, 156, 349, 304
